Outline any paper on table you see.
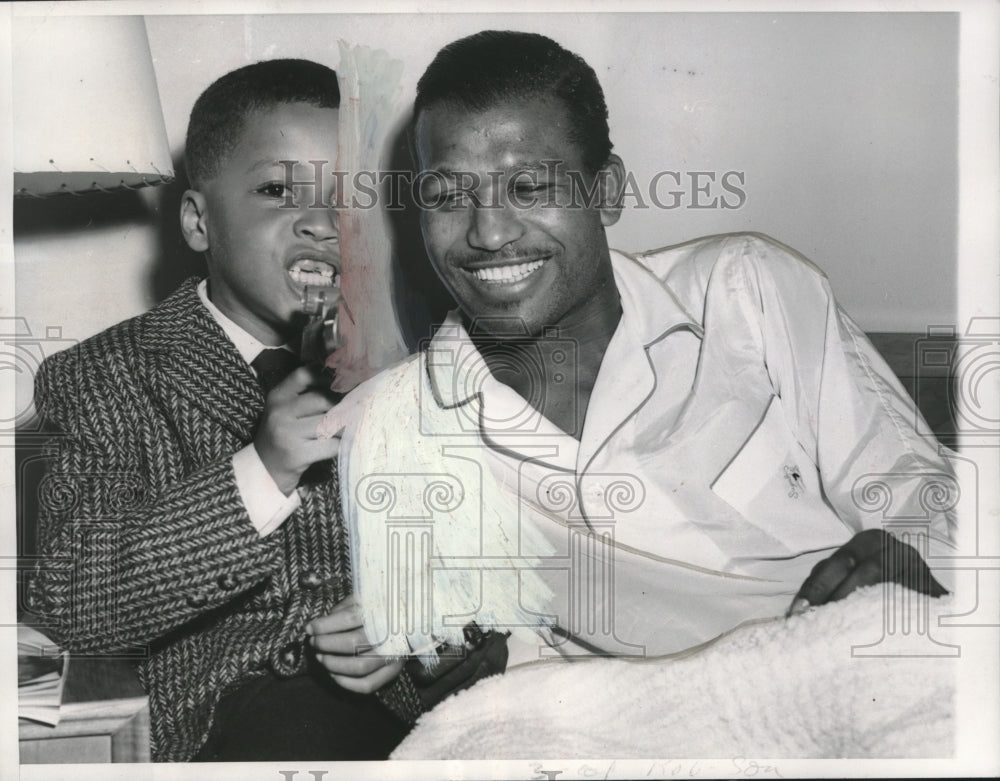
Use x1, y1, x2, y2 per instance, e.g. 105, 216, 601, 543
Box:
18, 624, 69, 726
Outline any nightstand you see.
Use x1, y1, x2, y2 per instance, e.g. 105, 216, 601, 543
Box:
19, 655, 150, 764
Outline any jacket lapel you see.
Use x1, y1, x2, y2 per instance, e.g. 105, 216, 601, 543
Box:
140, 279, 263, 443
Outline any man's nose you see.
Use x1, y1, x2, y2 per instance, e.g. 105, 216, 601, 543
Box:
466, 202, 524, 251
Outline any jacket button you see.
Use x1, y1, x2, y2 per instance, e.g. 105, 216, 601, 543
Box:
280, 642, 301, 668
186, 592, 208, 608
299, 570, 323, 590
217, 573, 239, 591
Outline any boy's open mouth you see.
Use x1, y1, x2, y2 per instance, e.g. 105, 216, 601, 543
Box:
288, 257, 340, 288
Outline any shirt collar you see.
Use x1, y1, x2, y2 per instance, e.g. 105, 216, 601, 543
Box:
608, 248, 701, 346
426, 249, 701, 408
197, 279, 290, 365
424, 314, 482, 409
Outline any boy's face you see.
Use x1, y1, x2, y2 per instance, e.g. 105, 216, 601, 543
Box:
182, 101, 341, 345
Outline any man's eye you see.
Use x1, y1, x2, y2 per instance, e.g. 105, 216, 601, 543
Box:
432, 189, 474, 209
446, 190, 472, 206
509, 181, 555, 206
513, 181, 553, 194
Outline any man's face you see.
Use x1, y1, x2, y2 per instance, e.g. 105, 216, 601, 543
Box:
414, 96, 622, 337
184, 102, 341, 345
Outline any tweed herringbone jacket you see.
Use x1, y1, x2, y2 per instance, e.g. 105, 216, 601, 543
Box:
29, 279, 422, 761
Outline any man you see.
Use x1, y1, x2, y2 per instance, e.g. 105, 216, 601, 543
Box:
328, 30, 955, 664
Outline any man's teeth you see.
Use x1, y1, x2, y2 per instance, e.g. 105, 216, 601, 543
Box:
289, 265, 338, 287
470, 259, 544, 284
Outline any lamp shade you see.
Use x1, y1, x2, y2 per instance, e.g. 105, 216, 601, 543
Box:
13, 15, 174, 196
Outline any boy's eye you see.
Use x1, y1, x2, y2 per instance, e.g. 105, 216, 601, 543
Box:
256, 182, 291, 199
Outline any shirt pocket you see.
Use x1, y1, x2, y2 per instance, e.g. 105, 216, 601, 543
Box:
710, 396, 844, 553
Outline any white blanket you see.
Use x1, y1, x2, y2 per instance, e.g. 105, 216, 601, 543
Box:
392, 586, 956, 759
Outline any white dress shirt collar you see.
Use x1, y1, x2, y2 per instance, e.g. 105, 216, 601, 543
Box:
197, 279, 289, 365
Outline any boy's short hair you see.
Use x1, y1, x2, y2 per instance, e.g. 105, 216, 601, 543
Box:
414, 30, 612, 174
185, 58, 340, 189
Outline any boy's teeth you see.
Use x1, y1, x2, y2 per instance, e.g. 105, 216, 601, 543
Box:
471, 259, 544, 284
289, 265, 338, 287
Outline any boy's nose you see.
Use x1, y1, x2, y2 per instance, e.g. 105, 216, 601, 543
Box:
294, 206, 338, 242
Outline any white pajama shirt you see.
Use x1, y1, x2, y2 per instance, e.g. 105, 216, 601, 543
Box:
418, 233, 957, 662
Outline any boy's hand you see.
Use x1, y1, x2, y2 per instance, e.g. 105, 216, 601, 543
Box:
307, 595, 404, 694
254, 366, 341, 495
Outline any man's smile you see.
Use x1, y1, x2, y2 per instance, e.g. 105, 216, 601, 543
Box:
466, 258, 546, 285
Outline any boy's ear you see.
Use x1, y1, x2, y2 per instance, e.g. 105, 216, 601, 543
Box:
180, 189, 210, 253
598, 154, 626, 228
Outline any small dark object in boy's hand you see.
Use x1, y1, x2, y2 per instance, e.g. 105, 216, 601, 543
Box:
406, 627, 509, 710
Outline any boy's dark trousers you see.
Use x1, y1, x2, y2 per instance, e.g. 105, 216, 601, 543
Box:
192, 669, 410, 761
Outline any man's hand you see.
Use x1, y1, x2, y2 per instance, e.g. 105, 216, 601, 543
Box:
787, 528, 947, 617
307, 595, 404, 694
254, 366, 340, 495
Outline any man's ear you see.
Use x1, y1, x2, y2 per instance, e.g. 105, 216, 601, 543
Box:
180, 189, 210, 253
598, 154, 626, 228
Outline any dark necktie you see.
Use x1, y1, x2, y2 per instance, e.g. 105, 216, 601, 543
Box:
251, 348, 300, 396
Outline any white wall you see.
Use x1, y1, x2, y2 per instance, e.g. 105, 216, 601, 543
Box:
14, 11, 959, 350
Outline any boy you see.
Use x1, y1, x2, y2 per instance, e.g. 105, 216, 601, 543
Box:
29, 59, 422, 762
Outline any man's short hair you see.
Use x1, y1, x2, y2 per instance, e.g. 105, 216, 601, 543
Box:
414, 30, 612, 174
185, 58, 340, 189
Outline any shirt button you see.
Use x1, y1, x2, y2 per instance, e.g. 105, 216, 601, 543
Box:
299, 570, 323, 590
186, 592, 208, 609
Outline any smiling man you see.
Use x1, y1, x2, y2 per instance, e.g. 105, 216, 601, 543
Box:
330, 30, 957, 669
